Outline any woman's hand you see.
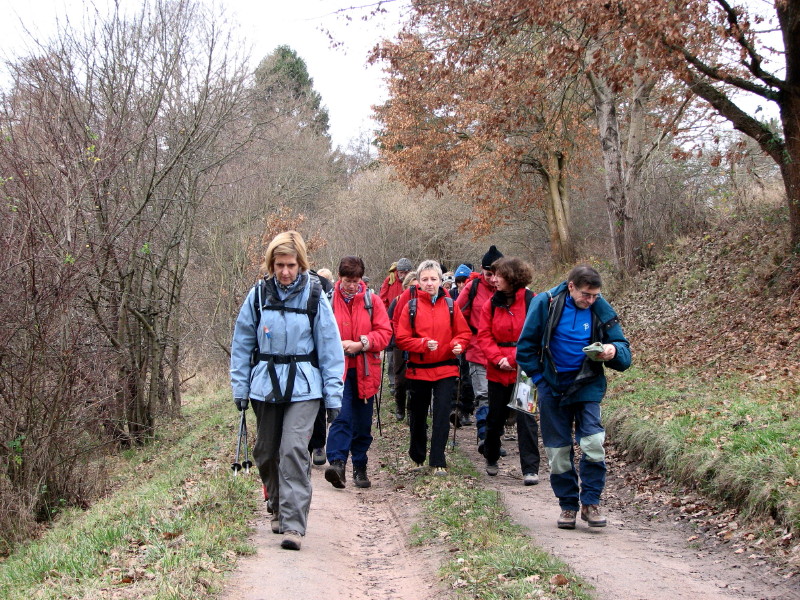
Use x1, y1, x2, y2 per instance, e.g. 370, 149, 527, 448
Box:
342, 340, 363, 354
497, 357, 514, 371
427, 339, 439, 352
452, 343, 462, 356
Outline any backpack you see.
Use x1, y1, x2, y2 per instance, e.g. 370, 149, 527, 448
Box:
406, 286, 454, 336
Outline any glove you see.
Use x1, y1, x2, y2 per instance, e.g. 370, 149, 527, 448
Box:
234, 397, 249, 411
326, 408, 340, 424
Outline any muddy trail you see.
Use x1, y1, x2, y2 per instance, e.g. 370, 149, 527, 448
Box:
220, 420, 800, 600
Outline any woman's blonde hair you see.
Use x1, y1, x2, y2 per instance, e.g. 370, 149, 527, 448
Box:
263, 230, 309, 275
402, 271, 418, 289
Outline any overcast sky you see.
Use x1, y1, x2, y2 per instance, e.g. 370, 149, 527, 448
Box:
0, 0, 406, 149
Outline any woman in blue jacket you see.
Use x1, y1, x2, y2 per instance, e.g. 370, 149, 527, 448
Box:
230, 231, 344, 551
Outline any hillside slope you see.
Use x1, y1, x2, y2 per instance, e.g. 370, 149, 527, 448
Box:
614, 212, 799, 387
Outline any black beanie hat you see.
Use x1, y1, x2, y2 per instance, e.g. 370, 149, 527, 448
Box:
481, 245, 503, 269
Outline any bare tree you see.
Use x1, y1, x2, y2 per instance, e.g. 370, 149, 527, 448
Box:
0, 0, 251, 537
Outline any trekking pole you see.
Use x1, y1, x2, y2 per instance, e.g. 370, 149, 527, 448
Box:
241, 411, 253, 474
376, 351, 386, 436
451, 371, 462, 451
231, 409, 245, 476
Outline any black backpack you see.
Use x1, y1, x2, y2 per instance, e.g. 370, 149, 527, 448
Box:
253, 271, 329, 337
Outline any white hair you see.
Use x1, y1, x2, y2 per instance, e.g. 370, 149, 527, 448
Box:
416, 259, 443, 281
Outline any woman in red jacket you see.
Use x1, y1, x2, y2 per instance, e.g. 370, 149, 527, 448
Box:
395, 260, 472, 475
324, 256, 392, 489
477, 257, 541, 485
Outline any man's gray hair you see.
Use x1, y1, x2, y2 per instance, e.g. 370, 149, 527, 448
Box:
416, 259, 443, 280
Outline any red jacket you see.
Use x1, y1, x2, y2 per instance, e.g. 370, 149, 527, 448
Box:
332, 282, 392, 399
455, 275, 495, 365
395, 288, 472, 381
379, 275, 403, 308
477, 288, 534, 386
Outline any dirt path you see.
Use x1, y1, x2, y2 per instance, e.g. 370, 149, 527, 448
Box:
457, 422, 800, 600
220, 422, 800, 600
219, 464, 446, 600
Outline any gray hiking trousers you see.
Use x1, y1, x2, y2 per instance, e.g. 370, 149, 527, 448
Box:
252, 399, 319, 535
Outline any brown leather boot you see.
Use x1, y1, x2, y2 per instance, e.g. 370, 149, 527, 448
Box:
580, 504, 607, 527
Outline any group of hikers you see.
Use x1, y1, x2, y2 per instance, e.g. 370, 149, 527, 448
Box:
230, 231, 631, 551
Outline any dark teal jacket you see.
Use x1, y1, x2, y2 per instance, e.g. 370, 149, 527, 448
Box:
516, 281, 631, 405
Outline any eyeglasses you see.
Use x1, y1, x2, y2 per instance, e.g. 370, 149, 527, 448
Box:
576, 289, 600, 300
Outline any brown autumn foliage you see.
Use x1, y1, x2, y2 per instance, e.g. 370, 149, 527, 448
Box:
372, 0, 706, 274
453, 0, 800, 251
373, 21, 595, 264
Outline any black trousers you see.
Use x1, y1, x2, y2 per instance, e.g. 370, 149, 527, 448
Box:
407, 377, 456, 468
485, 380, 540, 475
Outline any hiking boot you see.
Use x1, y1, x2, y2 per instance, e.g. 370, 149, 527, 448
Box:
353, 465, 371, 488
325, 459, 346, 489
412, 462, 426, 472
580, 504, 607, 527
281, 530, 302, 550
312, 447, 326, 466
395, 409, 405, 421
477, 440, 485, 456
499, 446, 507, 457
557, 509, 577, 529
270, 516, 280, 534
486, 462, 499, 476
523, 473, 539, 486
433, 467, 448, 476
449, 411, 462, 428
459, 413, 473, 426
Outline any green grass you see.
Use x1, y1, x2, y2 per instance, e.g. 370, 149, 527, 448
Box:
373, 408, 592, 600
605, 367, 800, 530
0, 392, 257, 600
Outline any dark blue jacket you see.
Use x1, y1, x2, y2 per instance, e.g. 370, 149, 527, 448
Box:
516, 281, 631, 405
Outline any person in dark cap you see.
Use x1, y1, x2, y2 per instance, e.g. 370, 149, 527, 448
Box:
455, 246, 504, 454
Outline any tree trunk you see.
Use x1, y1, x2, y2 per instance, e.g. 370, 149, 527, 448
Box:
588, 71, 628, 273
780, 94, 800, 252
540, 152, 575, 263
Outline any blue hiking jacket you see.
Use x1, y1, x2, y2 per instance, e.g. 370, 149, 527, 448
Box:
516, 281, 631, 405
230, 273, 344, 409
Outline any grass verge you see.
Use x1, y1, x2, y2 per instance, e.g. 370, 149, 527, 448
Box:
373, 402, 592, 600
605, 366, 800, 532
0, 391, 256, 600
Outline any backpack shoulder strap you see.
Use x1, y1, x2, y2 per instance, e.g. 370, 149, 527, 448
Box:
305, 274, 323, 335
407, 287, 418, 335
252, 279, 268, 325
463, 278, 480, 311
524, 289, 534, 313
445, 295, 454, 327
364, 288, 374, 321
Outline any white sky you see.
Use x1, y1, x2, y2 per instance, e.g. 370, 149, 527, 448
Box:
0, 0, 407, 149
